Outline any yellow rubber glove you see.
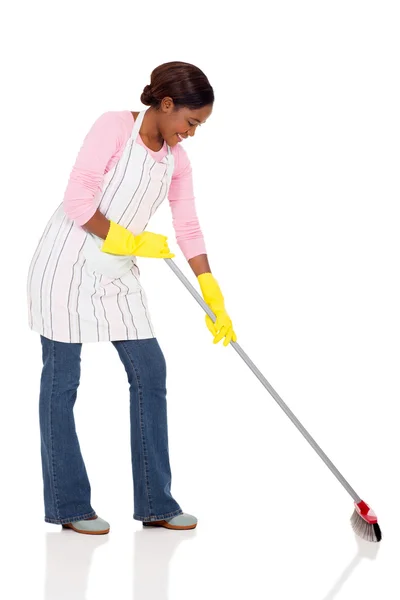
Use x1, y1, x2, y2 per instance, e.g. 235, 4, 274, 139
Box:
101, 221, 174, 258
197, 272, 237, 347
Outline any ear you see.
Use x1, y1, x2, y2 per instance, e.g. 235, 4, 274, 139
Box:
160, 97, 175, 113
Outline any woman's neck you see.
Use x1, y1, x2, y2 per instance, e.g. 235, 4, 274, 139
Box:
131, 109, 164, 152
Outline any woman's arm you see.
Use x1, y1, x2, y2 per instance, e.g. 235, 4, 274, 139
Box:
83, 209, 111, 239
168, 146, 236, 345
62, 111, 129, 230
167, 146, 211, 273
168, 146, 208, 264
188, 253, 211, 276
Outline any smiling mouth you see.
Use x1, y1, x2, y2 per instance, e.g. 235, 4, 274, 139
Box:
177, 133, 187, 141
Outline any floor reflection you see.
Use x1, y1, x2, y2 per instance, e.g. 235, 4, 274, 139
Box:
44, 530, 109, 600
133, 527, 197, 599
321, 534, 380, 600
44, 524, 197, 599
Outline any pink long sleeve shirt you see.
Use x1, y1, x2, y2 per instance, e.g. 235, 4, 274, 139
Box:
62, 111, 206, 260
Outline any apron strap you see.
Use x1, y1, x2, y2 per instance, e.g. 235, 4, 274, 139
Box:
131, 110, 146, 143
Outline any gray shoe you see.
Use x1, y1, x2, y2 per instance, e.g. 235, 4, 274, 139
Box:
143, 513, 197, 530
62, 516, 110, 535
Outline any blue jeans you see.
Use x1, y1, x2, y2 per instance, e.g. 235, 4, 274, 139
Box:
39, 335, 183, 524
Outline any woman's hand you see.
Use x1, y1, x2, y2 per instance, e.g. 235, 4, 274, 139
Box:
101, 221, 174, 258
197, 272, 237, 346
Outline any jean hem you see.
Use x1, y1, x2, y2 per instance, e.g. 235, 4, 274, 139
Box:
134, 508, 183, 522
45, 510, 97, 525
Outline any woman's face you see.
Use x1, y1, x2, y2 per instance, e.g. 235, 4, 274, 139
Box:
158, 100, 213, 147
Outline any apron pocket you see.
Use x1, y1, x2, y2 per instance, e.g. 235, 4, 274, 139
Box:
82, 233, 134, 280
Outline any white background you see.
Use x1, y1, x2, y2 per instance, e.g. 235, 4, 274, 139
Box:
1, 1, 399, 598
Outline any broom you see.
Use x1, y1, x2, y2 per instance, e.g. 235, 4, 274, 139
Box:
164, 258, 382, 543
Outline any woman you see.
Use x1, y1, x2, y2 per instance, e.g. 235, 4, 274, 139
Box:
27, 61, 236, 535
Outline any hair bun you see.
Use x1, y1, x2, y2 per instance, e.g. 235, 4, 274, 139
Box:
141, 84, 154, 106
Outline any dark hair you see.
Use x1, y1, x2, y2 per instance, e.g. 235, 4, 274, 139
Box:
141, 61, 214, 109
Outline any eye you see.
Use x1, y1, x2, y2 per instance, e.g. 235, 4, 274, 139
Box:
187, 120, 197, 127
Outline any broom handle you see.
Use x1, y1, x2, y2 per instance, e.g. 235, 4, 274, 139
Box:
164, 258, 361, 503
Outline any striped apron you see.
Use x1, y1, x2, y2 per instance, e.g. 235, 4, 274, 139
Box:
27, 110, 174, 343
